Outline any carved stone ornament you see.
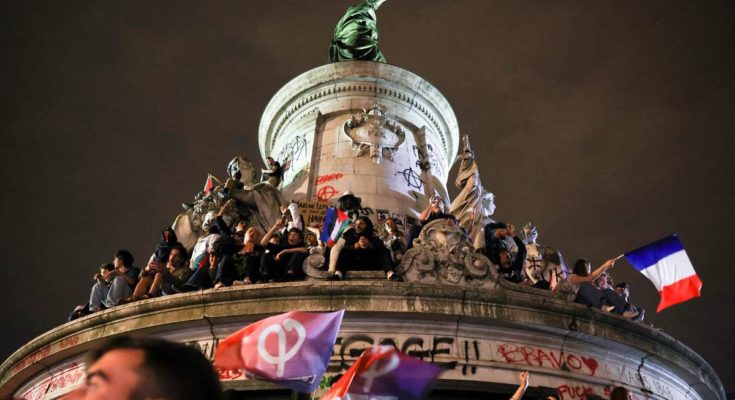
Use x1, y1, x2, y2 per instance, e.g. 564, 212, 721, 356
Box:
395, 219, 499, 288
343, 104, 406, 163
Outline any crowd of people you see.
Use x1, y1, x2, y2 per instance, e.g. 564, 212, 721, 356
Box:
69, 164, 643, 323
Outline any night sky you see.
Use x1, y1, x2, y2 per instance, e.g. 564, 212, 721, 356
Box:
1, 0, 733, 394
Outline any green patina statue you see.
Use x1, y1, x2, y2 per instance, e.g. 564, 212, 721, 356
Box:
329, 0, 387, 63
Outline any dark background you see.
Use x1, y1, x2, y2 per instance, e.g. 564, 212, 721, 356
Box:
1, 0, 733, 394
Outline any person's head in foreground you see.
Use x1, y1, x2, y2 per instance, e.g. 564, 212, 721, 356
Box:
62, 336, 222, 400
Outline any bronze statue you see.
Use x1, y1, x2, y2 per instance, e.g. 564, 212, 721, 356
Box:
329, 0, 387, 63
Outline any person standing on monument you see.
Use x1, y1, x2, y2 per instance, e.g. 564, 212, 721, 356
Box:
407, 195, 455, 249
261, 157, 283, 187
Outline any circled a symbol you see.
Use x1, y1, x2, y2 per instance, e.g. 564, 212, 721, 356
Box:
400, 167, 423, 190
317, 185, 339, 201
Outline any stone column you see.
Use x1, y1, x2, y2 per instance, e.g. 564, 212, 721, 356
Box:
259, 61, 460, 222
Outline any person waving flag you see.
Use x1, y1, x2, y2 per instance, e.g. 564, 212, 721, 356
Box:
214, 310, 344, 392
624, 235, 702, 312
322, 345, 442, 400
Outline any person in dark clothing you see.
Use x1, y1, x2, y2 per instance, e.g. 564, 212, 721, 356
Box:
211, 235, 244, 288
407, 195, 456, 249
484, 222, 526, 283
329, 216, 398, 281
234, 227, 264, 284
153, 227, 181, 263
496, 236, 527, 283
261, 157, 283, 186
182, 249, 222, 291
569, 259, 639, 319
259, 219, 308, 282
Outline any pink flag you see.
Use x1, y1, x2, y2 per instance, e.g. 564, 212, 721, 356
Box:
322, 346, 442, 400
215, 310, 344, 392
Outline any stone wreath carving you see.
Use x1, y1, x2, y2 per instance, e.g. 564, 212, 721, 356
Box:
343, 104, 406, 163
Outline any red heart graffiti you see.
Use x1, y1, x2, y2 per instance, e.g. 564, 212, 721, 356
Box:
581, 357, 599, 375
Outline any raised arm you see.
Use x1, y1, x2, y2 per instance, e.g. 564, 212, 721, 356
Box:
260, 219, 284, 246
568, 259, 615, 284
510, 371, 529, 400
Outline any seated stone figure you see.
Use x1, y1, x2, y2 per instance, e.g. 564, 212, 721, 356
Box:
89, 250, 139, 311
172, 156, 284, 250
328, 216, 397, 281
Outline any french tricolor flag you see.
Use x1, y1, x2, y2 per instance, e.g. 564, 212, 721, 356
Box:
624, 235, 702, 312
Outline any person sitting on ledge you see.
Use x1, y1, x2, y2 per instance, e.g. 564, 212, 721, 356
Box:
380, 217, 407, 267
89, 250, 139, 311
189, 207, 226, 270
233, 227, 264, 285
182, 248, 221, 291
407, 195, 456, 249
569, 258, 639, 319
211, 234, 246, 288
118, 246, 189, 303
329, 216, 400, 281
70, 263, 116, 319
152, 227, 181, 264
259, 219, 309, 282
615, 281, 645, 321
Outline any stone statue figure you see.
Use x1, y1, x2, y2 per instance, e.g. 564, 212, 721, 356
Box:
448, 135, 496, 251
520, 222, 568, 291
329, 0, 387, 63
172, 156, 285, 249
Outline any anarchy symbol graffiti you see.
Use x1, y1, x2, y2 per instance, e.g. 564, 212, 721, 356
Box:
399, 167, 423, 190
317, 185, 339, 201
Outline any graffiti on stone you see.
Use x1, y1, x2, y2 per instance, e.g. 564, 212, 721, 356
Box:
317, 185, 339, 201
399, 167, 423, 190
317, 173, 344, 185
19, 363, 85, 400
496, 343, 599, 376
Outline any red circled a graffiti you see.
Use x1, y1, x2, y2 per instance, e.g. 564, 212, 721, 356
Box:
317, 185, 339, 201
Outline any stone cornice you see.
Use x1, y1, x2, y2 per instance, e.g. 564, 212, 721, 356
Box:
258, 61, 460, 167
0, 281, 725, 399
